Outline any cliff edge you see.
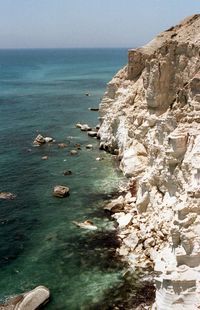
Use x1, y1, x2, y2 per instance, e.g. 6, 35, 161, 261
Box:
99, 15, 200, 309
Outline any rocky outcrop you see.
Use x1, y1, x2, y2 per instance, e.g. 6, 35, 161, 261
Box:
0, 286, 50, 310
99, 15, 200, 309
33, 134, 53, 146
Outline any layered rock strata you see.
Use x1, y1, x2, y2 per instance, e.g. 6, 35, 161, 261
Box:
99, 15, 200, 309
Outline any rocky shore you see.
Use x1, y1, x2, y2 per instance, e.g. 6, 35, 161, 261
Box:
99, 14, 200, 309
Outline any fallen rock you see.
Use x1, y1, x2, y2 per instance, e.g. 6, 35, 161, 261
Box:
0, 192, 16, 200
123, 232, 139, 250
53, 185, 70, 198
117, 213, 133, 228
118, 245, 130, 256
104, 195, 125, 213
0, 286, 50, 310
75, 123, 82, 128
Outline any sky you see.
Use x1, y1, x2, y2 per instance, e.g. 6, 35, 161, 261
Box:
0, 0, 199, 49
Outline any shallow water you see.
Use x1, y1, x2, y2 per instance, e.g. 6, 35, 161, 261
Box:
0, 48, 129, 309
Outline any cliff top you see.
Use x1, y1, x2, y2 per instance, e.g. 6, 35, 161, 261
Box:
129, 14, 200, 56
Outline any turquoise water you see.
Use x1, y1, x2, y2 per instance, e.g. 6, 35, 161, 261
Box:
0, 49, 128, 309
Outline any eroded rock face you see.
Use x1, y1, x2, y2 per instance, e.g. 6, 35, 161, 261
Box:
99, 14, 200, 309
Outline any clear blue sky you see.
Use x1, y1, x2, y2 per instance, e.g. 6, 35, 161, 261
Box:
0, 0, 199, 48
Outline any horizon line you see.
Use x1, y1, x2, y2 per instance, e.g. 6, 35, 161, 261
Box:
0, 46, 136, 50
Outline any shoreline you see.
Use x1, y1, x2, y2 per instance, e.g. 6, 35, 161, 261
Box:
1, 128, 155, 309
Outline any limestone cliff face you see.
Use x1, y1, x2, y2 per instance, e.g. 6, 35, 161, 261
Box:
99, 15, 200, 309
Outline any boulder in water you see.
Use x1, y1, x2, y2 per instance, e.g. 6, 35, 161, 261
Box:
88, 131, 97, 137
0, 286, 50, 310
88, 107, 99, 111
53, 185, 70, 198
75, 123, 82, 128
80, 124, 92, 131
33, 134, 53, 146
41, 156, 48, 160
33, 134, 45, 146
0, 192, 16, 200
44, 137, 53, 143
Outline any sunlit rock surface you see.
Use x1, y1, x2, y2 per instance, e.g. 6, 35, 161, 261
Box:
99, 14, 200, 309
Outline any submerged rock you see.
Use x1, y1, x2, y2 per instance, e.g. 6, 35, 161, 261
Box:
0, 286, 50, 310
70, 150, 78, 155
86, 144, 93, 149
74, 143, 81, 150
53, 185, 70, 198
72, 220, 97, 230
63, 170, 72, 176
58, 143, 68, 148
96, 157, 104, 161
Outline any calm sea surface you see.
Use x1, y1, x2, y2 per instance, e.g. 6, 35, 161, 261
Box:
0, 48, 128, 309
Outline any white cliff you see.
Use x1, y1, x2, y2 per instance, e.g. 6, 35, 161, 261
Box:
99, 15, 200, 309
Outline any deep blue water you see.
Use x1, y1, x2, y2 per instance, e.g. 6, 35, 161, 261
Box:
0, 49, 128, 309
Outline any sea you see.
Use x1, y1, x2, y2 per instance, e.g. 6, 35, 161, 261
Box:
0, 48, 129, 309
